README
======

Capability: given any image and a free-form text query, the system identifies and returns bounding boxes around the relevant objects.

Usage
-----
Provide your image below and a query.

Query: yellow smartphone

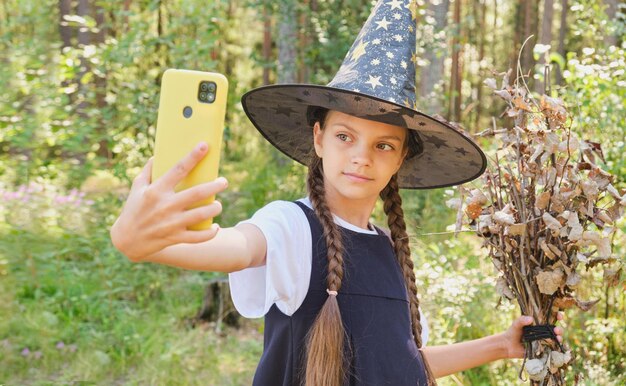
[151,69,228,230]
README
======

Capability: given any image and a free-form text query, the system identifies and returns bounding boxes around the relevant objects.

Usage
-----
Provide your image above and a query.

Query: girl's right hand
[110,142,228,262]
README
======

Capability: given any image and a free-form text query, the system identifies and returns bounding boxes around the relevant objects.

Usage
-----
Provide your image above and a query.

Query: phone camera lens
[207,93,215,102]
[200,92,207,100]
[200,83,209,91]
[208,83,216,92]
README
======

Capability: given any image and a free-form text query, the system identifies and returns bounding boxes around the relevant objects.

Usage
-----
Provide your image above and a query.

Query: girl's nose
[350,144,372,166]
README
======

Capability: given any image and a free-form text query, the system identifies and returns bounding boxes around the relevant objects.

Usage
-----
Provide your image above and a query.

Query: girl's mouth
[343,172,373,182]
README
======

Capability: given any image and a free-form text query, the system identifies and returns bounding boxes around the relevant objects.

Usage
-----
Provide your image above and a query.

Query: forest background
[0,0,624,384]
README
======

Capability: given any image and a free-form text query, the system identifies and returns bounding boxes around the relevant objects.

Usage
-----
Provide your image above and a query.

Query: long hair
[303,107,437,385]
[380,174,438,385]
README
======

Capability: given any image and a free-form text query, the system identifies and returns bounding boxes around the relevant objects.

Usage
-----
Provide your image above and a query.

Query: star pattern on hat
[376,17,391,30]
[242,0,487,190]
[366,75,382,89]
[351,39,369,62]
[455,146,469,156]
[407,176,423,185]
[387,0,403,10]
[274,106,296,117]
[328,0,418,109]
[423,133,449,148]
[408,0,418,20]
[325,92,339,103]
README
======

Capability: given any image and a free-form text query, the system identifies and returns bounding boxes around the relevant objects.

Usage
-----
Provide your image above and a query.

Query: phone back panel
[152,69,228,230]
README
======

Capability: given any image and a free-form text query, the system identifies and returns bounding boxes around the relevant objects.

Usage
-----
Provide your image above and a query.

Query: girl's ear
[313,122,324,158]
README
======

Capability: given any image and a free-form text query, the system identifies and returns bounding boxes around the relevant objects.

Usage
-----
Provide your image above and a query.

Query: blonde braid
[381,174,438,385]
[303,140,348,385]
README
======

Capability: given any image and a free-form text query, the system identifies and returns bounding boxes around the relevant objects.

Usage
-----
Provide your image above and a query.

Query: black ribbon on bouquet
[522,324,563,348]
[521,296,565,351]
[518,295,565,382]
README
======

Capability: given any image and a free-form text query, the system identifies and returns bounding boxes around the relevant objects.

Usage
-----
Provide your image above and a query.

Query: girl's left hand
[500,312,565,359]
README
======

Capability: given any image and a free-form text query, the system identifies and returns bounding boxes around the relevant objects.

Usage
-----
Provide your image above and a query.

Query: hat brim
[241,84,487,189]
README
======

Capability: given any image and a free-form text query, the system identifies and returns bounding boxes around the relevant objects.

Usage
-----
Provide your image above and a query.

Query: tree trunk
[492,0,498,69]
[534,0,554,94]
[263,5,272,85]
[192,277,241,332]
[77,0,91,47]
[58,0,73,49]
[0,0,9,31]
[474,0,487,129]
[555,0,568,85]
[418,0,450,115]
[520,0,537,75]
[603,0,619,47]
[94,3,106,43]
[521,0,533,75]
[510,0,523,80]
[510,0,539,85]
[93,4,110,163]
[448,0,462,122]
[298,0,309,83]
[224,0,235,77]
[277,0,297,84]
[122,0,131,34]
[150,0,169,72]
[58,0,74,98]
[521,0,539,80]
[75,0,92,156]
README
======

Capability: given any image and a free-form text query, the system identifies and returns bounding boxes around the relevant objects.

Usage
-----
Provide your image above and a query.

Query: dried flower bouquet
[446,70,625,385]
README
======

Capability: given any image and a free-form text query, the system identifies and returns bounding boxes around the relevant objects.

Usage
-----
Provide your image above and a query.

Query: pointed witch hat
[241,0,487,189]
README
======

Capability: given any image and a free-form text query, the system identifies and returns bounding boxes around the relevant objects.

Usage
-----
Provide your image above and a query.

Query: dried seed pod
[526,356,549,381]
[549,350,572,373]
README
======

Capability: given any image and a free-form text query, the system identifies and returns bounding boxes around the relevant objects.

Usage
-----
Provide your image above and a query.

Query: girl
[111,1,565,385]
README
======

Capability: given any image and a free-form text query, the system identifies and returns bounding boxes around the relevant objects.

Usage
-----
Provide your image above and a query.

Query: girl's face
[313,110,408,206]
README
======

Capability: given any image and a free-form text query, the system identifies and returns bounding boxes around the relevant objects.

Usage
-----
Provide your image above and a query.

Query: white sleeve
[419,307,429,346]
[228,200,312,318]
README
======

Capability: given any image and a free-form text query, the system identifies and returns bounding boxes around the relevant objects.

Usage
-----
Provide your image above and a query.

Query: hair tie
[326,289,338,296]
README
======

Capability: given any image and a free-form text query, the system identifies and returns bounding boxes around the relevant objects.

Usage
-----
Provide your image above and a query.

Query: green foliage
[1,0,625,383]
[562,45,626,180]
[415,234,626,385]
[0,222,262,384]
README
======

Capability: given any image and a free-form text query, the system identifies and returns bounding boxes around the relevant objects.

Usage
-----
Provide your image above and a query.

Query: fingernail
[525,316,533,323]
[198,142,207,151]
[217,177,228,187]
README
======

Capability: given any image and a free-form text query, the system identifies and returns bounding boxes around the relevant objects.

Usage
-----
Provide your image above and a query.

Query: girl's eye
[377,143,394,151]
[337,133,351,142]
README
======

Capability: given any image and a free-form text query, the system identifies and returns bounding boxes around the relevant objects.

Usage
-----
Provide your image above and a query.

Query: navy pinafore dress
[252,201,429,385]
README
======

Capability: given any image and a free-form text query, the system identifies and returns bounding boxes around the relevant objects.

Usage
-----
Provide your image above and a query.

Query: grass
[0,224,263,385]
[0,198,624,385]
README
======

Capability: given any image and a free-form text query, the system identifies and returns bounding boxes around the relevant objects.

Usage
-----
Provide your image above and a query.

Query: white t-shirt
[228,197,429,346]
